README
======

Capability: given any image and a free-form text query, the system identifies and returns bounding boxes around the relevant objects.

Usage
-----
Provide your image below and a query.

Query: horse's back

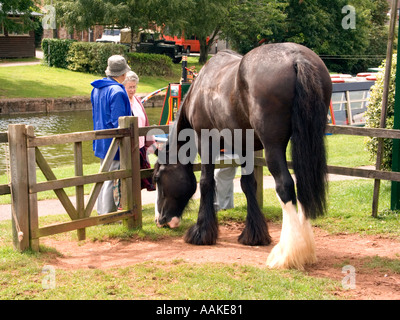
[239,43,331,103]
[183,50,244,131]
[182,43,330,141]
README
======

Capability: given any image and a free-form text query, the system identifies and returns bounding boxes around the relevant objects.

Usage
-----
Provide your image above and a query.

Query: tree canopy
[0,0,39,33]
[221,0,288,54]
[53,0,390,72]
[283,0,389,73]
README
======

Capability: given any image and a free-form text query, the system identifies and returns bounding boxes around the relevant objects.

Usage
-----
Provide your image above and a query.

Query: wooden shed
[0,12,41,59]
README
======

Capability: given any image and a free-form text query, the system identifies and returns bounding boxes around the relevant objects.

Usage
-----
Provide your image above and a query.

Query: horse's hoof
[266,241,316,270]
[238,226,272,246]
[184,224,218,245]
[238,233,272,246]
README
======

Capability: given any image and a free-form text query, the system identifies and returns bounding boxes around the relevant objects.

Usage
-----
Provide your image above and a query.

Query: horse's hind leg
[184,163,219,245]
[264,147,316,270]
[239,170,271,246]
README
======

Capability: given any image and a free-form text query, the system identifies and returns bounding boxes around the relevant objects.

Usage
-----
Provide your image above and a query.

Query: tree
[365,55,397,171]
[0,0,39,33]
[55,0,145,34]
[174,0,233,64]
[222,0,389,73]
[55,0,234,64]
[157,0,233,64]
[284,0,389,74]
[222,0,288,54]
[55,0,194,50]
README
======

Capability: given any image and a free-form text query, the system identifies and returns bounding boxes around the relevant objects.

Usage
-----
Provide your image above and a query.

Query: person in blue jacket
[91,55,132,215]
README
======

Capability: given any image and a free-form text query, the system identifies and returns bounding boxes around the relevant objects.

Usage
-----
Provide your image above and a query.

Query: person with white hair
[123,71,156,191]
[91,55,132,215]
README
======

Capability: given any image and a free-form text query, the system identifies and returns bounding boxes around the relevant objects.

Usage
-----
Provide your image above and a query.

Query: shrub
[41,40,173,78]
[365,54,397,170]
[126,52,174,77]
[42,38,75,68]
[67,42,128,75]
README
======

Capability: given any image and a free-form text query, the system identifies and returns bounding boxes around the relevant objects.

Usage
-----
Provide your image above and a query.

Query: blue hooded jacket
[91,77,131,160]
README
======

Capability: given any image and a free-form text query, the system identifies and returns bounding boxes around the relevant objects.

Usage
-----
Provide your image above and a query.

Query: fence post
[8,124,30,251]
[119,116,142,229]
[391,17,400,210]
[372,0,398,217]
[74,141,85,240]
[26,126,39,251]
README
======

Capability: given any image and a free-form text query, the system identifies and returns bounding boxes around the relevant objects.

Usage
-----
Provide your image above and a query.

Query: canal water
[0,107,163,173]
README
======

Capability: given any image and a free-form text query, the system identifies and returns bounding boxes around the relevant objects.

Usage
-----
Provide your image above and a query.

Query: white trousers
[97,159,120,215]
[214,165,237,211]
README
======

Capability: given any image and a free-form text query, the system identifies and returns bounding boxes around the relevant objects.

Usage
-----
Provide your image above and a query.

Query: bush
[67,42,128,75]
[42,38,75,68]
[41,40,173,78]
[365,54,397,170]
[126,52,174,77]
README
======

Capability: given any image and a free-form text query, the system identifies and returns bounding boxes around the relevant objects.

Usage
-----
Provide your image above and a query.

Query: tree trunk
[199,38,210,64]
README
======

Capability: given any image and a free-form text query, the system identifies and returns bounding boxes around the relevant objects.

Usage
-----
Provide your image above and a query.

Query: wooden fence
[255,125,400,212]
[4,117,161,252]
[2,118,400,252]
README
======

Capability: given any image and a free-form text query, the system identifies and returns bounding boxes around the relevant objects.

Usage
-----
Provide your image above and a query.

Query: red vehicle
[163,33,208,54]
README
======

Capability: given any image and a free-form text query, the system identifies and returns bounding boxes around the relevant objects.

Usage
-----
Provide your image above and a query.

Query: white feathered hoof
[266,199,316,270]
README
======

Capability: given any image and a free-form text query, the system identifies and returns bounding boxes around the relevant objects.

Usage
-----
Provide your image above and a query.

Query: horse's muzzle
[155,216,180,229]
[166,217,180,228]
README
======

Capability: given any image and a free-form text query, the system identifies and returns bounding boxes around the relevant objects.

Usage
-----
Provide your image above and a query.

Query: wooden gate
[6,116,159,251]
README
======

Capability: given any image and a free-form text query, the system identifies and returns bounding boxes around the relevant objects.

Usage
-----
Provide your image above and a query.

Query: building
[0,11,41,58]
[42,25,105,43]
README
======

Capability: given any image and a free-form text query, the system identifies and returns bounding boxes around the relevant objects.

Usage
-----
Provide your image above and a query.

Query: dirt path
[42,222,400,300]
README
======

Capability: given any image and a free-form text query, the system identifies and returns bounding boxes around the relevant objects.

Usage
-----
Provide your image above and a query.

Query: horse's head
[153,161,197,228]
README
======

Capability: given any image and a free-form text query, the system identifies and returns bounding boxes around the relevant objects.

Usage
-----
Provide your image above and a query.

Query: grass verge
[0,179,399,299]
[0,57,203,99]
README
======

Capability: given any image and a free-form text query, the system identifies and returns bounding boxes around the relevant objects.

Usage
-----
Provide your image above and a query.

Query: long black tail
[291,59,330,220]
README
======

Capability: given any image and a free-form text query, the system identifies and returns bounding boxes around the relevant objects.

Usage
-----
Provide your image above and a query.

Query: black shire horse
[153,43,332,269]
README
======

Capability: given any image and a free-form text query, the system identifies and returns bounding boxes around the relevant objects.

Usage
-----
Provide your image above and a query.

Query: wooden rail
[6,117,152,251]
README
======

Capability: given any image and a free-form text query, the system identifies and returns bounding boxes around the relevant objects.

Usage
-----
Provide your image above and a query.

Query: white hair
[123,71,139,84]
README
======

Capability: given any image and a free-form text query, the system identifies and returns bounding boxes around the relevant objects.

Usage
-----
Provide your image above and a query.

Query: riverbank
[0,51,172,108]
[0,93,165,115]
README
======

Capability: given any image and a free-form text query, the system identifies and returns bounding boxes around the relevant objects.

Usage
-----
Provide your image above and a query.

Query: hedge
[67,42,128,74]
[41,39,174,77]
[127,52,174,77]
[42,38,75,69]
[365,54,397,171]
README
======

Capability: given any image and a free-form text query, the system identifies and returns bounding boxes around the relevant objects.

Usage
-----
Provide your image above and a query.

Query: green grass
[0,162,101,205]
[0,200,340,300]
[325,134,373,167]
[316,179,400,235]
[363,255,400,274]
[0,65,99,98]
[1,178,400,299]
[0,57,203,99]
[0,256,337,300]
[0,57,41,63]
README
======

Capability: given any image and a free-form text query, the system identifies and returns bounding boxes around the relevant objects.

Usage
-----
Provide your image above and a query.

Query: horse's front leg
[184,162,219,245]
[239,170,271,246]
